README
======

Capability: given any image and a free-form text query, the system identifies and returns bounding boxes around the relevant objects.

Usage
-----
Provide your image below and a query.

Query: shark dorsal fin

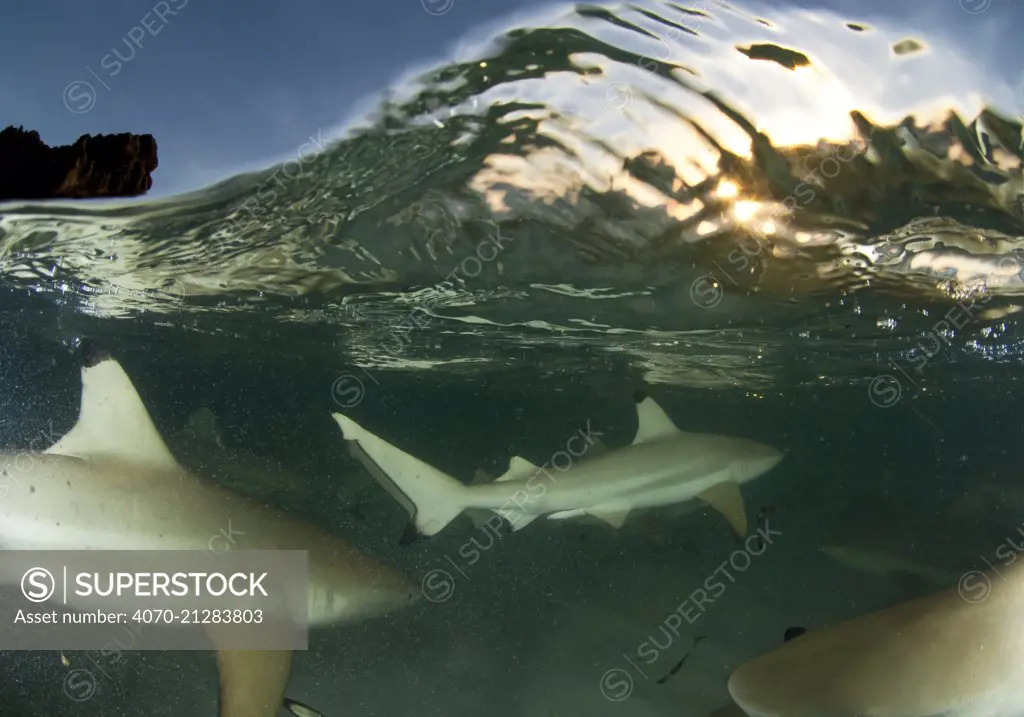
[496,456,540,482]
[46,352,179,471]
[631,392,682,445]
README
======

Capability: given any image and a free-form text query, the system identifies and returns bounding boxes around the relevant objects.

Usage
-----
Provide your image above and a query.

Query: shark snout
[734,442,785,483]
[373,569,422,612]
[760,446,785,472]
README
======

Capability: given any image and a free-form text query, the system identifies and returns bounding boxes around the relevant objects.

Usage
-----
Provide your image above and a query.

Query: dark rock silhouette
[0,126,158,202]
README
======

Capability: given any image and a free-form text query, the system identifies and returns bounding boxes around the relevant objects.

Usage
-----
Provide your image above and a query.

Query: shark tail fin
[333,413,469,537]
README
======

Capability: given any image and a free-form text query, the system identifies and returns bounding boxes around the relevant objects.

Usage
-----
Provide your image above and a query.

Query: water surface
[2,0,1023,714]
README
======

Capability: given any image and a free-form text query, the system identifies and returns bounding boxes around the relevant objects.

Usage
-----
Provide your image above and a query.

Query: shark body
[819,544,959,587]
[728,561,1024,717]
[333,392,784,538]
[0,345,418,717]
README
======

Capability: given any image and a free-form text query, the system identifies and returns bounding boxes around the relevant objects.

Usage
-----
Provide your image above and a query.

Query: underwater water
[3,0,1024,714]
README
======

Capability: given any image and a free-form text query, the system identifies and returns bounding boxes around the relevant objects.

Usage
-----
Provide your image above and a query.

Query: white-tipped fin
[333,412,469,537]
[284,698,327,717]
[698,481,747,537]
[549,505,631,528]
[547,508,587,521]
[46,356,179,470]
[632,396,682,445]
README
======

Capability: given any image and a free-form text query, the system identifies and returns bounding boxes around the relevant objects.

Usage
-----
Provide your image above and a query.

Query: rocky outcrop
[0,126,158,201]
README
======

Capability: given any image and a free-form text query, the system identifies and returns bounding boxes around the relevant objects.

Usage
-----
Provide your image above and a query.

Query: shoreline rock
[0,126,158,202]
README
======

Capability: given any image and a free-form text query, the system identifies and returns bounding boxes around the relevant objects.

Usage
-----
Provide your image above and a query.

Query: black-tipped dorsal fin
[45,352,179,470]
[631,390,682,445]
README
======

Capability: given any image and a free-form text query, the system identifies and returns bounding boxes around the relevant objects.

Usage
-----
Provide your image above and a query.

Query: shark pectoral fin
[213,647,293,717]
[631,390,682,445]
[586,506,632,528]
[547,508,586,521]
[697,481,748,537]
[45,349,180,471]
[548,506,631,528]
[284,697,327,717]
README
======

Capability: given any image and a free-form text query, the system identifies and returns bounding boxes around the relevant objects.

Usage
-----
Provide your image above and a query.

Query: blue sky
[3,0,1023,199]
[2,0,559,197]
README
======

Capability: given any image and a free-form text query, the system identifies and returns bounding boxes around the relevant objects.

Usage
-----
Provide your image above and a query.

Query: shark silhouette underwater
[333,391,784,542]
[0,342,419,717]
[723,559,1024,717]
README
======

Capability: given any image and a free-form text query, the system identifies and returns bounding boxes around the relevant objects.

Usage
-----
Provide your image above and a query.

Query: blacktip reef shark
[727,561,1024,717]
[0,343,418,717]
[819,544,959,587]
[333,390,784,540]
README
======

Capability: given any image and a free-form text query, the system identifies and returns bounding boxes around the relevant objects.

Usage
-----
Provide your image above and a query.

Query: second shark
[333,391,784,539]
